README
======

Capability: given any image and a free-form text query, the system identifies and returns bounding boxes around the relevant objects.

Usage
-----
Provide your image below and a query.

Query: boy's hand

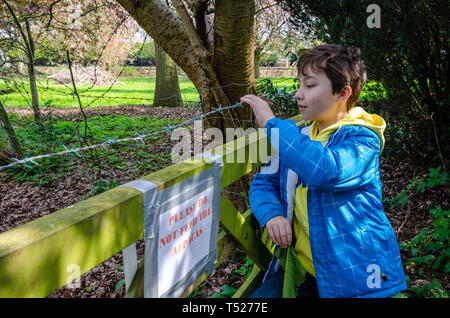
[266,216,292,248]
[240,94,275,128]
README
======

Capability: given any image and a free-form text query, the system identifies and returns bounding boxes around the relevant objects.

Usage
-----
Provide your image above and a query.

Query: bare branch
[34,0,63,43]
[255,2,278,15]
[1,0,33,59]
[116,0,202,83]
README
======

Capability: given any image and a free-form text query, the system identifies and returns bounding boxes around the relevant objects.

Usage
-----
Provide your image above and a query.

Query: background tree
[116,0,256,210]
[0,0,138,130]
[0,0,62,126]
[44,0,138,72]
[0,98,24,161]
[130,38,156,66]
[116,0,256,132]
[253,0,308,78]
[153,42,182,107]
[278,0,449,166]
[152,1,182,107]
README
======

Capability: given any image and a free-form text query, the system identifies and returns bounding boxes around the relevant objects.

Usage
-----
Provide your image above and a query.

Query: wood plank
[211,128,272,188]
[215,230,237,266]
[232,265,264,298]
[219,198,272,271]
[140,159,212,191]
[0,187,143,298]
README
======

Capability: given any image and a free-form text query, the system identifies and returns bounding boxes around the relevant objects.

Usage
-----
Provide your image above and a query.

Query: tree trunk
[254,48,262,79]
[23,16,43,127]
[0,100,25,159]
[213,0,255,130]
[27,59,43,127]
[116,0,253,130]
[116,0,256,210]
[3,1,43,127]
[153,42,182,107]
[212,0,255,211]
[17,61,26,76]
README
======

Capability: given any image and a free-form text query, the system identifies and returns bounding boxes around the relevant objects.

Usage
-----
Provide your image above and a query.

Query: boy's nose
[294,88,304,101]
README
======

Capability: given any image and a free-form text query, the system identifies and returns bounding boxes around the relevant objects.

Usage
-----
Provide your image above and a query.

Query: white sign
[157,186,214,297]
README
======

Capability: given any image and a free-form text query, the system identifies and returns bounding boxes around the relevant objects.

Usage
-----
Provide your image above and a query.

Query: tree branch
[172,0,209,60]
[171,0,238,127]
[192,0,211,52]
[34,0,62,43]
[116,0,201,81]
[1,0,33,59]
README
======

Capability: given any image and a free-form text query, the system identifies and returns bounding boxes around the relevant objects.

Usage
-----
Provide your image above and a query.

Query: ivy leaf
[115,279,125,291]
[444,263,450,274]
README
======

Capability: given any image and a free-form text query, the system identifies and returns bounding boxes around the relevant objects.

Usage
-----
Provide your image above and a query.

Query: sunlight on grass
[0,77,301,108]
[0,77,200,108]
[0,76,384,108]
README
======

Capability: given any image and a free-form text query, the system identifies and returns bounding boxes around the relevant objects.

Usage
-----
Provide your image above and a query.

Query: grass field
[0,77,299,108]
[0,112,183,185]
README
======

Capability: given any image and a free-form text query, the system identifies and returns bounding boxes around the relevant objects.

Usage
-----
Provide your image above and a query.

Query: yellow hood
[307,106,386,154]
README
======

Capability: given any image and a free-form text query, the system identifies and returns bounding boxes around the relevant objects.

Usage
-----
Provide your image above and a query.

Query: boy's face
[294,66,344,121]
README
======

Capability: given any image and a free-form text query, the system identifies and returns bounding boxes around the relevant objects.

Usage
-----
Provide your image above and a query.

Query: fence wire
[0,97,254,171]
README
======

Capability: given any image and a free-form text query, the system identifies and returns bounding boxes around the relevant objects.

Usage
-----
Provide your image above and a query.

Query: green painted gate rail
[0,115,303,298]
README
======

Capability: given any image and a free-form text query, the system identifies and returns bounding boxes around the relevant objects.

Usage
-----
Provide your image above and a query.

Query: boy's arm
[264,118,381,192]
[249,155,285,227]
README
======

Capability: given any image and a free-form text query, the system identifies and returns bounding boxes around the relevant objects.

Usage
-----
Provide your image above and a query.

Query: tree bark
[0,100,25,159]
[116,0,256,210]
[213,0,255,130]
[154,43,182,107]
[27,58,43,127]
[2,0,43,127]
[116,0,255,130]
[254,47,262,79]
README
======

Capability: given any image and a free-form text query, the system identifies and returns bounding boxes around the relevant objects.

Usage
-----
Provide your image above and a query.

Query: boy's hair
[297,44,367,110]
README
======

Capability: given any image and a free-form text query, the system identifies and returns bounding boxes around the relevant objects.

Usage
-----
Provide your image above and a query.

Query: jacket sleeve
[264,117,381,192]
[249,155,286,227]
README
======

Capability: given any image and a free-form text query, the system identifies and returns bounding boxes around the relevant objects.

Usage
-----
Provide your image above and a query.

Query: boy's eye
[298,84,315,89]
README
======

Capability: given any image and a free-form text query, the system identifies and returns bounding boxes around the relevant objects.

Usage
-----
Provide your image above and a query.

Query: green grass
[0,113,182,186]
[0,76,386,109]
[0,77,301,109]
[0,77,201,108]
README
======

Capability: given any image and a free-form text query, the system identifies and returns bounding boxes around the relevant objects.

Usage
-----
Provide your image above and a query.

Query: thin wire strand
[0,101,246,170]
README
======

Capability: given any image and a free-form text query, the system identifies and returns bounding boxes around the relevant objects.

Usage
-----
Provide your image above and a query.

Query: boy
[240,44,407,298]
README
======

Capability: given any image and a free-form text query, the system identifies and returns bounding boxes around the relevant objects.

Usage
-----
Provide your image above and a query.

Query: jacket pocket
[362,226,402,287]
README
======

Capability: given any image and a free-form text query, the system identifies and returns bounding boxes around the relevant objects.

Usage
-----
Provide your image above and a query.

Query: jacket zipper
[323,126,342,148]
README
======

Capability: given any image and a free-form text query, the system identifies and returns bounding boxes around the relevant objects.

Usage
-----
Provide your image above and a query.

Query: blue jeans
[248,271,319,298]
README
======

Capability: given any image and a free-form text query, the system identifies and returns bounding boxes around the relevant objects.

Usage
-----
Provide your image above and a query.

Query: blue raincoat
[249,111,407,298]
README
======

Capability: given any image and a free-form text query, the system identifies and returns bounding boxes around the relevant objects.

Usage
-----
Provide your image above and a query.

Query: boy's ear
[337,85,352,103]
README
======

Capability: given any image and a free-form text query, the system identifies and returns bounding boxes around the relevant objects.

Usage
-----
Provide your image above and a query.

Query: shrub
[278,0,449,163]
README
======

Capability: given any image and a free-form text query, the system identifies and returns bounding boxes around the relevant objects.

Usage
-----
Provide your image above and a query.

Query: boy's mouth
[299,104,308,111]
